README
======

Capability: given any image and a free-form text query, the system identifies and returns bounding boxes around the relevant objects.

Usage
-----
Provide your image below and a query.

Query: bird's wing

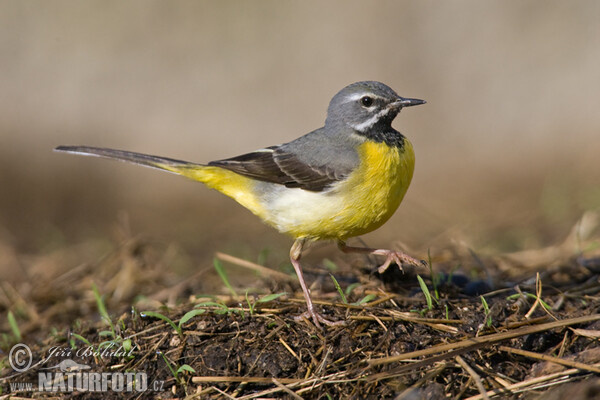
[209,143,352,192]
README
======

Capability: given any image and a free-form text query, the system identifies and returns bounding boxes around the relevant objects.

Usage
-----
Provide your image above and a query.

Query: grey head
[324,81,425,137]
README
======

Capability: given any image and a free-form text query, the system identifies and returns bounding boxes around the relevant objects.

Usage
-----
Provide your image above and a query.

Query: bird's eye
[360,96,374,107]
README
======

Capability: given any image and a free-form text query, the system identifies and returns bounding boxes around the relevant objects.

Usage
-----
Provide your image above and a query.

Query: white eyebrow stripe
[343,92,386,104]
[349,107,392,132]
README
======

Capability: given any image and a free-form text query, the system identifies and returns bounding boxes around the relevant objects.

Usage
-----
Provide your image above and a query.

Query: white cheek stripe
[350,107,392,132]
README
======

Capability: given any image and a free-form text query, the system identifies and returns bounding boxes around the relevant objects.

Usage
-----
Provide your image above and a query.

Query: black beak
[393,97,426,108]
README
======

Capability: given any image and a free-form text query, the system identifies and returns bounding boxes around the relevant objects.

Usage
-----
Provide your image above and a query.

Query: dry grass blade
[349,311,462,333]
[456,356,490,400]
[215,251,295,282]
[192,376,302,384]
[524,273,542,319]
[524,272,556,320]
[272,378,303,400]
[287,297,364,310]
[498,346,600,374]
[279,337,301,361]
[210,385,237,399]
[368,314,600,366]
[385,310,464,324]
[366,340,490,382]
[232,371,351,400]
[348,315,458,332]
[362,293,397,307]
[398,362,449,396]
[570,328,600,339]
[464,363,600,400]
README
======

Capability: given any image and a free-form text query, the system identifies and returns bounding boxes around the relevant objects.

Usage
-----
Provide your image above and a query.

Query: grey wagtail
[55,81,426,328]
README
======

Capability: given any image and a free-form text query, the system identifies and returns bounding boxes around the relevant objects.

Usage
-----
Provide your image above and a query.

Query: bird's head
[325,81,425,135]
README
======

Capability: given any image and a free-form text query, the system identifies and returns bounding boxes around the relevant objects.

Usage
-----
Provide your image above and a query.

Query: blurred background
[1,1,599,291]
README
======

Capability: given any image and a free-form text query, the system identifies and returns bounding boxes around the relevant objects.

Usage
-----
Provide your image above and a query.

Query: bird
[55,81,426,328]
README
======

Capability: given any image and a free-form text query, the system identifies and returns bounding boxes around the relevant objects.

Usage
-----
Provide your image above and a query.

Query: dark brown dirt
[2,231,600,399]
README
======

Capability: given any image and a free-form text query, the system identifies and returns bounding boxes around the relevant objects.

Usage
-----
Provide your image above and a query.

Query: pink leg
[337,241,426,274]
[290,239,344,328]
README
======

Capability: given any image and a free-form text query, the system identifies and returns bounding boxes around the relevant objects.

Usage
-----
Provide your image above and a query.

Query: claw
[294,311,345,327]
[337,241,425,274]
[374,250,425,274]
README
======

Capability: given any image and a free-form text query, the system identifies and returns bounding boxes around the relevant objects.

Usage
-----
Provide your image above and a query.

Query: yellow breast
[327,138,415,239]
[258,138,415,240]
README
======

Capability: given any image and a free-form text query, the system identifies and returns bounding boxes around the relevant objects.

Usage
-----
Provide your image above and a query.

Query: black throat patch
[357,127,406,148]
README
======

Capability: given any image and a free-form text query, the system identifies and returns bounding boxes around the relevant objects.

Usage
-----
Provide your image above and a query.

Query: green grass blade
[257,249,269,266]
[178,309,206,329]
[417,275,433,310]
[176,364,196,374]
[122,338,133,353]
[480,295,490,313]
[213,258,238,297]
[7,311,21,342]
[91,283,114,334]
[141,311,181,337]
[345,283,360,297]
[245,291,255,315]
[257,292,287,303]
[70,333,92,347]
[329,274,347,304]
[481,295,492,327]
[158,351,177,379]
[323,259,338,272]
[194,301,231,314]
[427,248,440,300]
[354,294,377,305]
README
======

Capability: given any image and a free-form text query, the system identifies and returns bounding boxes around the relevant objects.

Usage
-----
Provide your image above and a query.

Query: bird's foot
[294,309,345,328]
[337,241,427,274]
[371,249,427,274]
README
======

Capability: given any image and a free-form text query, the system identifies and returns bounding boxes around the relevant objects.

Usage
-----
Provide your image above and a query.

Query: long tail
[54,145,203,177]
[54,145,265,217]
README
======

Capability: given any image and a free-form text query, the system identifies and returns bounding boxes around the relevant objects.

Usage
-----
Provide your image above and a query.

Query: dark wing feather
[208,146,344,192]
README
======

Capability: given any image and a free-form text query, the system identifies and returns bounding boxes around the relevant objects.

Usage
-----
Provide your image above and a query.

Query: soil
[2,233,600,399]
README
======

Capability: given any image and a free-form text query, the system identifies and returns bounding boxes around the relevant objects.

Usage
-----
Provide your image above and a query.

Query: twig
[368,314,600,367]
[210,385,237,399]
[396,362,449,399]
[272,378,303,400]
[464,363,600,400]
[498,345,600,374]
[215,251,296,282]
[363,294,397,307]
[456,356,490,400]
[192,376,301,384]
[279,337,301,362]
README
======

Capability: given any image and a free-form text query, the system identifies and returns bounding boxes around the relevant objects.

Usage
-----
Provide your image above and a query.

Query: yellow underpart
[281,139,415,240]
[337,138,414,239]
[155,138,414,241]
[157,164,268,221]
